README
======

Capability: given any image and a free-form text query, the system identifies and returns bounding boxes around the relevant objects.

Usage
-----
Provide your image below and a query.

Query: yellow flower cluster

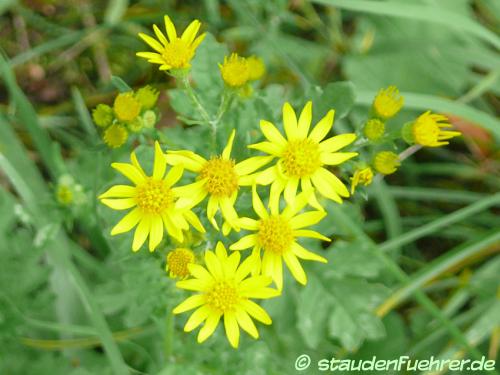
[219,53,265,88]
[99,100,358,348]
[351,86,461,194]
[92,86,159,148]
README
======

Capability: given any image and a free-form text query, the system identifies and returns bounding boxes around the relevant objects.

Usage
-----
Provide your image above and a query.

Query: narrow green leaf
[111,75,133,92]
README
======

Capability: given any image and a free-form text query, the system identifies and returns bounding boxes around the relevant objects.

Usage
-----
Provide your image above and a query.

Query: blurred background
[0,0,499,374]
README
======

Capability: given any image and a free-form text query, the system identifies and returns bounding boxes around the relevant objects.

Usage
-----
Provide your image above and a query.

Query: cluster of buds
[92,86,159,148]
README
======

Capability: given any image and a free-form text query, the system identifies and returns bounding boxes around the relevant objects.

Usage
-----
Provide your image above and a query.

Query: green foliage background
[0,0,499,374]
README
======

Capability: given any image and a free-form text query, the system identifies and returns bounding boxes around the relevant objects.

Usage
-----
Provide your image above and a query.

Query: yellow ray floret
[372,85,404,119]
[99,141,205,252]
[136,15,206,71]
[246,101,358,210]
[173,242,279,348]
[166,130,273,232]
[350,167,374,194]
[230,186,328,290]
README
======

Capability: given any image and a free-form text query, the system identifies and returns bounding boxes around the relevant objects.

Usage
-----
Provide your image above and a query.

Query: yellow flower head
[373,85,404,119]
[350,167,374,194]
[56,185,74,205]
[99,142,205,252]
[247,55,266,81]
[127,117,144,133]
[114,93,141,122]
[166,130,273,232]
[363,118,385,141]
[173,242,279,348]
[247,101,358,210]
[230,187,328,290]
[373,151,400,175]
[92,104,114,127]
[219,53,250,88]
[137,15,206,71]
[135,86,159,110]
[166,248,196,279]
[410,111,461,147]
[103,124,128,148]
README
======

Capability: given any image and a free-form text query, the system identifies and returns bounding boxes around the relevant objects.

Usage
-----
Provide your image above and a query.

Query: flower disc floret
[373,85,404,119]
[373,151,400,175]
[258,216,294,255]
[114,93,141,122]
[281,139,322,178]
[220,53,250,88]
[103,124,128,148]
[167,248,195,279]
[199,157,239,198]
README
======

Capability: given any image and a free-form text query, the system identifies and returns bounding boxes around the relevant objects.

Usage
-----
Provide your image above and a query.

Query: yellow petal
[184,306,211,332]
[132,216,150,251]
[176,278,208,292]
[136,52,162,60]
[166,152,204,172]
[222,130,236,160]
[252,185,269,219]
[297,101,312,138]
[101,198,136,210]
[260,120,286,146]
[130,151,146,177]
[291,242,328,263]
[164,165,184,187]
[235,156,274,176]
[240,300,272,325]
[255,166,277,185]
[319,133,356,153]
[181,19,201,44]
[184,210,206,233]
[111,162,145,185]
[206,196,220,230]
[224,312,240,348]
[289,211,326,229]
[235,309,259,339]
[273,255,283,291]
[152,24,168,45]
[282,102,298,140]
[235,255,258,282]
[283,178,299,205]
[162,213,184,242]
[148,215,163,251]
[173,294,205,314]
[293,229,330,242]
[138,32,164,53]
[205,250,223,279]
[230,234,258,251]
[111,207,142,235]
[320,152,358,165]
[237,217,259,230]
[197,311,221,343]
[99,185,136,199]
[164,15,177,41]
[152,141,167,179]
[269,179,284,215]
[248,141,283,156]
[315,167,349,198]
[309,109,335,143]
[283,252,307,285]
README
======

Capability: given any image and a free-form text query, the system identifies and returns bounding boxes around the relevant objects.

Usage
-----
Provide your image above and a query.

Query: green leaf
[110,75,132,93]
[310,81,356,121]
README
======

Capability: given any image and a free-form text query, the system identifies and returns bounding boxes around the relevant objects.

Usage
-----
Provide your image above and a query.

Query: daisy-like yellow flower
[103,124,128,148]
[137,15,205,72]
[248,101,358,209]
[114,93,141,122]
[173,242,279,348]
[166,130,273,232]
[373,151,400,175]
[99,142,205,252]
[407,111,461,147]
[166,248,196,279]
[350,167,374,194]
[373,85,404,119]
[230,187,328,290]
[219,53,250,88]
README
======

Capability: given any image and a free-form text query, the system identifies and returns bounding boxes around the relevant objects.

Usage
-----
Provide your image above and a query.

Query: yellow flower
[114,93,141,122]
[230,187,328,290]
[173,242,279,348]
[103,124,128,148]
[166,248,196,279]
[248,101,358,210]
[137,15,205,71]
[127,117,144,133]
[92,104,114,127]
[56,185,73,205]
[166,130,273,232]
[219,53,250,88]
[247,55,265,81]
[373,86,404,119]
[373,151,400,175]
[99,142,205,252]
[409,111,461,147]
[135,86,159,109]
[350,167,373,194]
[363,118,385,141]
